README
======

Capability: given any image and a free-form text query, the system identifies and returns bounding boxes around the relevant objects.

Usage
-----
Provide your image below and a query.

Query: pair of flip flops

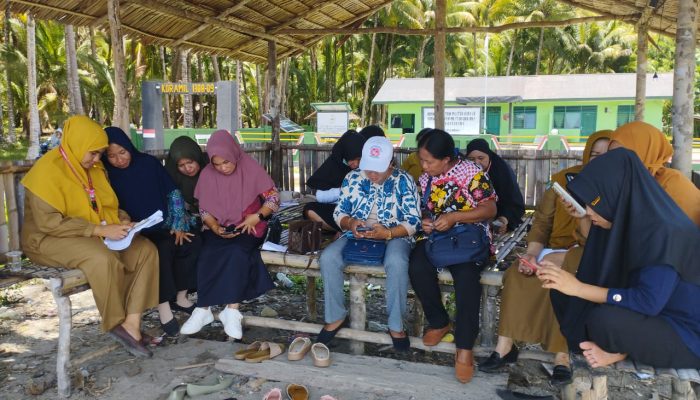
[234,341,286,363]
[263,384,338,400]
[287,337,330,367]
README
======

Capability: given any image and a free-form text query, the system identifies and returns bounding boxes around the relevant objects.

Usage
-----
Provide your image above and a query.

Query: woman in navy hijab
[539,148,700,368]
[103,127,201,337]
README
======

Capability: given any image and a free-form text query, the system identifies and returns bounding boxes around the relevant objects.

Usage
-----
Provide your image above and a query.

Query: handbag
[265,214,282,244]
[425,224,490,269]
[287,220,323,254]
[342,238,386,266]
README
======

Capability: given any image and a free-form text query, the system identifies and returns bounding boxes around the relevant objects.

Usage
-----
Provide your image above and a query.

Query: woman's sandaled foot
[317,317,347,345]
[388,330,410,352]
[580,341,626,368]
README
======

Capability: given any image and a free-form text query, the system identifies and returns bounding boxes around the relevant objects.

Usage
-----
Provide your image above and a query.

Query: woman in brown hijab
[479,130,612,385]
[609,121,700,226]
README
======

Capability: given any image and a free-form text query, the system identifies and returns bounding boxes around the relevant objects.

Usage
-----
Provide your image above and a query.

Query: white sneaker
[219,307,243,339]
[180,307,214,335]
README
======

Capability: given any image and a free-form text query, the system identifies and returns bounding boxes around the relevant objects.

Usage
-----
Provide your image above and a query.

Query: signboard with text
[317,112,349,134]
[158,82,216,95]
[422,107,481,135]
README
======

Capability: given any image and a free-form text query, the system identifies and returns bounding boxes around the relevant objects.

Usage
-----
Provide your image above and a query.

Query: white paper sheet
[261,241,287,252]
[104,210,164,251]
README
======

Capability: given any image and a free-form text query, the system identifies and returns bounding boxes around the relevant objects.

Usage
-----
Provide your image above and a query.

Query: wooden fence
[0,145,581,260]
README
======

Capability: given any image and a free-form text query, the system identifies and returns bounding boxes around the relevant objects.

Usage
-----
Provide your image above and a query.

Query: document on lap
[104,210,164,251]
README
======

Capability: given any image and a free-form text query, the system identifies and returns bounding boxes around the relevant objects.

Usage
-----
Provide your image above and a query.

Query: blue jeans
[320,236,412,332]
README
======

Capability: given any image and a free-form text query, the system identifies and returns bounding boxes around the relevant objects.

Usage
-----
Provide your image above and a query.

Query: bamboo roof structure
[8,0,698,65]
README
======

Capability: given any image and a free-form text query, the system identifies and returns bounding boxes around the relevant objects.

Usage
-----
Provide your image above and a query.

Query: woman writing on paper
[103,127,201,337]
[21,116,158,358]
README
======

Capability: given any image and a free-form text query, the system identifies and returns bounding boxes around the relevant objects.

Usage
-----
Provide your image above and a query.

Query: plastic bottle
[276,272,294,288]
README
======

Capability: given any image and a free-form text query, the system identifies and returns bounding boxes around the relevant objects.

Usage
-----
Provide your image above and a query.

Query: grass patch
[0,138,29,161]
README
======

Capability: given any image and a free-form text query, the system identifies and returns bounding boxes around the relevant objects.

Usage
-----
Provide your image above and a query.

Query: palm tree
[64,24,83,114]
[26,14,39,159]
[4,3,15,142]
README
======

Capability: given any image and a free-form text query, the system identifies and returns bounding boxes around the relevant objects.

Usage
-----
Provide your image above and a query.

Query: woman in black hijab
[538,148,700,368]
[164,136,209,221]
[466,139,524,233]
[304,130,366,231]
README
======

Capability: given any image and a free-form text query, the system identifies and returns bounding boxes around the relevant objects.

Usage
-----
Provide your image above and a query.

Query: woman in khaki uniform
[21,116,159,358]
[479,130,612,384]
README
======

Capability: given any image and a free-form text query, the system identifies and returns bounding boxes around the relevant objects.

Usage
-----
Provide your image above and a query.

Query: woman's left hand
[432,213,456,232]
[536,261,581,296]
[171,230,195,246]
[235,213,260,236]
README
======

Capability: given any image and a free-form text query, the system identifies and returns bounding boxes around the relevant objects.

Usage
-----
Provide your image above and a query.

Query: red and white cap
[359,136,393,173]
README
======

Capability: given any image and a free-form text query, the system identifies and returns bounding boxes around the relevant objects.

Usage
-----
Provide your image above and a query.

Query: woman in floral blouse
[409,129,497,384]
[317,136,422,351]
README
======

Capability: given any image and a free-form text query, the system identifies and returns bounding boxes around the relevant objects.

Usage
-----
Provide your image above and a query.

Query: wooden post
[349,274,367,355]
[411,299,425,338]
[479,284,499,347]
[108,0,130,134]
[305,276,317,321]
[670,0,698,177]
[3,173,18,250]
[268,40,282,187]
[26,13,40,160]
[634,14,649,121]
[433,0,446,130]
[50,278,72,398]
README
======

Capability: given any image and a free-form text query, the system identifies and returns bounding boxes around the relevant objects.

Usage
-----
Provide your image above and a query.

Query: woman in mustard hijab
[21,116,159,358]
[610,121,700,226]
[479,130,612,384]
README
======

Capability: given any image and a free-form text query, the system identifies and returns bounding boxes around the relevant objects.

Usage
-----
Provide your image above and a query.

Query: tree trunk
[472,32,477,71]
[108,0,130,134]
[342,42,348,101]
[670,0,697,176]
[212,55,222,82]
[416,36,430,77]
[65,24,84,115]
[89,27,101,123]
[255,64,263,127]
[236,60,242,129]
[434,0,446,130]
[160,46,171,128]
[196,54,204,126]
[361,22,378,126]
[535,27,544,75]
[634,21,649,121]
[279,59,289,117]
[180,50,193,128]
[26,14,40,160]
[268,40,281,187]
[506,30,517,77]
[5,2,15,143]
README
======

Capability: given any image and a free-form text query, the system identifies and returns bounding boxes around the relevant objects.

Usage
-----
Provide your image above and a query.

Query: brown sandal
[310,343,331,367]
[234,341,263,360]
[286,383,309,400]
[245,342,286,363]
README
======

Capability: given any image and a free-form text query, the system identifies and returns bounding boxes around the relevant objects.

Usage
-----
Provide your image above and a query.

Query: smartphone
[356,226,373,232]
[518,256,539,272]
[223,225,241,234]
[552,182,587,218]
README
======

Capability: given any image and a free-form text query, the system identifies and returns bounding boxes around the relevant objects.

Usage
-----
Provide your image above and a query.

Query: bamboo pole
[433,0,446,130]
[670,0,697,177]
[108,0,130,134]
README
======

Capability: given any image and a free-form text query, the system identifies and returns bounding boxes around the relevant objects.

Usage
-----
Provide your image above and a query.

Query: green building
[372,73,673,147]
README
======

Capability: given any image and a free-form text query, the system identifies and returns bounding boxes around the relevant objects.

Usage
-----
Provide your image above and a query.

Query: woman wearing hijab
[164,135,209,226]
[358,125,385,140]
[103,127,200,337]
[541,148,700,369]
[21,116,158,358]
[401,128,432,182]
[479,130,611,384]
[466,139,525,234]
[304,130,365,231]
[180,130,278,339]
[609,121,700,226]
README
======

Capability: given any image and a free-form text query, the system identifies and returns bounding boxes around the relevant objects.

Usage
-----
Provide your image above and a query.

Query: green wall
[383,99,667,147]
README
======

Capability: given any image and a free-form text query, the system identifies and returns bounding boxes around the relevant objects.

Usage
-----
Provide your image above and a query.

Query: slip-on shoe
[422,323,452,346]
[316,317,348,345]
[288,337,313,361]
[109,325,153,358]
[479,345,519,372]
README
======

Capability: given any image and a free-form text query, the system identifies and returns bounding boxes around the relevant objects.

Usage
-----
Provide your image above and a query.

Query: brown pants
[25,235,159,331]
[498,246,583,353]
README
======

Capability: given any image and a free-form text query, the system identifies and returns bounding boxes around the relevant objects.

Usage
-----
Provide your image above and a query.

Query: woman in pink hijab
[180,130,278,338]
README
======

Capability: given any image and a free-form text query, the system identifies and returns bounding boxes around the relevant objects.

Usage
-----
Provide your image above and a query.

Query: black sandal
[161,318,180,337]
[316,317,348,344]
[170,301,196,315]
[388,330,410,352]
[550,365,573,386]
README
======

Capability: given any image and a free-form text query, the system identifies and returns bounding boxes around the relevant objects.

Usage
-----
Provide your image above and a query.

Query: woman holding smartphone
[541,148,700,369]
[180,130,278,339]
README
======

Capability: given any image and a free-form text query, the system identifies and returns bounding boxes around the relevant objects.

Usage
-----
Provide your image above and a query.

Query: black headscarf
[359,125,385,140]
[466,138,525,230]
[553,148,700,348]
[306,130,365,191]
[164,135,209,208]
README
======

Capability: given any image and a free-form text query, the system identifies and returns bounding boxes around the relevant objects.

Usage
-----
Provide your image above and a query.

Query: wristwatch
[258,212,271,221]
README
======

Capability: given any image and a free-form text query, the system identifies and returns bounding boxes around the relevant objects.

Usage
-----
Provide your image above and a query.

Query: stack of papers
[104,210,163,251]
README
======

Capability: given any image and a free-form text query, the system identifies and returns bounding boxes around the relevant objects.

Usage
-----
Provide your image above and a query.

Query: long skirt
[196,230,274,307]
[141,229,201,303]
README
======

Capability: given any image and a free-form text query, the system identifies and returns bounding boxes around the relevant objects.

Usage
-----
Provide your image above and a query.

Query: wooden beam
[276,15,635,36]
[168,0,253,47]
[434,0,446,130]
[670,0,697,177]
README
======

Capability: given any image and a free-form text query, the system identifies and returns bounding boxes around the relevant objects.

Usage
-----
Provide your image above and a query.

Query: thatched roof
[9,0,393,63]
[7,0,698,64]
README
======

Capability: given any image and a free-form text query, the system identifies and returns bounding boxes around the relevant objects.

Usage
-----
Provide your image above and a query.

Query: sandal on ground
[316,317,348,345]
[311,343,331,368]
[161,318,180,337]
[166,384,187,400]
[234,341,264,360]
[320,396,338,400]
[286,383,309,400]
[185,375,234,397]
[263,388,283,400]
[288,337,313,361]
[245,342,286,363]
[388,330,410,352]
[550,364,573,386]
